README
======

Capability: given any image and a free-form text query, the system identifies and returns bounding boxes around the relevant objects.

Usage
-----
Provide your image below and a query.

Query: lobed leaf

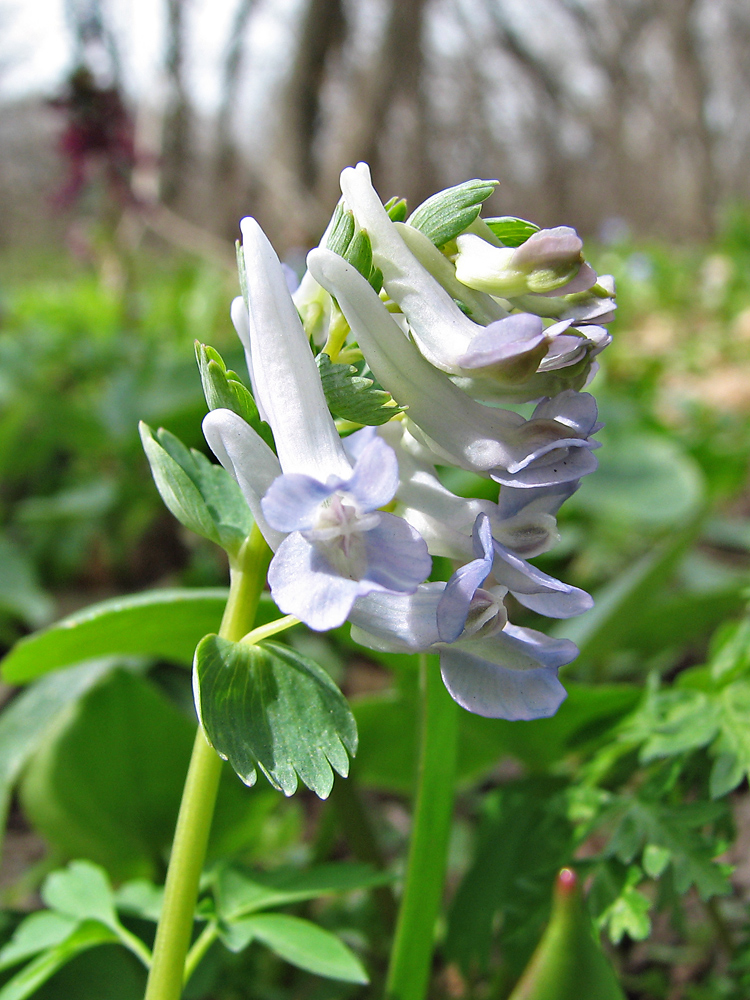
[195,342,275,449]
[194,638,357,798]
[316,353,404,426]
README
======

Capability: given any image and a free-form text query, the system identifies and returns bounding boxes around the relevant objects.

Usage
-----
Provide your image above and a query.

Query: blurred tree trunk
[161,0,192,207]
[214,0,257,237]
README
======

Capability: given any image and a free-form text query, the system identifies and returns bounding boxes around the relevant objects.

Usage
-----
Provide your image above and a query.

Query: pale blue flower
[262,434,431,631]
[349,514,575,720]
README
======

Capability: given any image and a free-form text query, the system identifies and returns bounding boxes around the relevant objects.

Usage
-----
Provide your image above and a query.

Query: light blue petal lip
[347,437,400,511]
[439,648,568,720]
[261,473,335,532]
[496,481,580,521]
[361,514,432,592]
[532,390,599,437]
[437,514,494,643]
[456,314,545,369]
[493,445,598,487]
[268,532,360,631]
[491,539,593,619]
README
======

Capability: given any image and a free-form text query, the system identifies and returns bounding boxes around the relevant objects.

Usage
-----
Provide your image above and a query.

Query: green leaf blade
[316,353,404,426]
[194,637,357,798]
[236,913,369,984]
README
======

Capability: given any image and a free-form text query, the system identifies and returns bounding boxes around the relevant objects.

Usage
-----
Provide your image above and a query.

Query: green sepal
[194,637,357,798]
[485,216,541,247]
[139,422,253,557]
[343,229,373,279]
[507,869,626,1000]
[406,178,498,247]
[316,353,404,426]
[195,342,275,450]
[384,195,408,221]
[326,202,356,257]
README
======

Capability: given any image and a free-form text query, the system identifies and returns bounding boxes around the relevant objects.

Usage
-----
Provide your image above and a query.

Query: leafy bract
[194,638,357,798]
[484,216,541,247]
[195,342,274,449]
[139,422,253,556]
[406,179,498,247]
[316,353,404,426]
[1,588,232,683]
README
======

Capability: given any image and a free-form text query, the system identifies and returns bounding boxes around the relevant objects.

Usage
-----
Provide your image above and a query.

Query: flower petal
[268,532,361,631]
[240,217,350,481]
[361,514,432,592]
[437,514,494,642]
[348,584,445,652]
[439,645,568,720]
[261,473,336,532]
[346,436,400,512]
[491,539,593,619]
[202,409,284,549]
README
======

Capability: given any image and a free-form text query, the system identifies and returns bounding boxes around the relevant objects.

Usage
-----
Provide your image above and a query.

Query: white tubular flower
[307,247,599,489]
[204,218,431,633]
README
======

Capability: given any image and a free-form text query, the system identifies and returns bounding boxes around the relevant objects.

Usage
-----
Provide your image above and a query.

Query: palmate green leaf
[316,353,404,426]
[139,422,253,556]
[194,638,357,798]
[599,869,651,945]
[195,342,275,450]
[484,216,541,247]
[224,913,368,984]
[0,659,115,856]
[710,679,750,797]
[1,588,234,683]
[0,922,118,1000]
[214,863,391,921]
[406,178,499,247]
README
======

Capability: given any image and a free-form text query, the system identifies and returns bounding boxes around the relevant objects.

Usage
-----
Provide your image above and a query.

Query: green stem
[183,921,220,985]
[385,653,459,1000]
[144,526,271,1000]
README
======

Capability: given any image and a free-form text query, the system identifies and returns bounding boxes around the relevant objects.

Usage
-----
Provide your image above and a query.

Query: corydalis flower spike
[238,217,350,482]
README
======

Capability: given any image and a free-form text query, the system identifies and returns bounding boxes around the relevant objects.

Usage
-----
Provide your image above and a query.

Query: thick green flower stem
[385,653,459,1000]
[144,526,271,1000]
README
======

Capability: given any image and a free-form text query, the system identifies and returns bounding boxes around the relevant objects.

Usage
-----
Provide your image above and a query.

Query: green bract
[139,422,254,557]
